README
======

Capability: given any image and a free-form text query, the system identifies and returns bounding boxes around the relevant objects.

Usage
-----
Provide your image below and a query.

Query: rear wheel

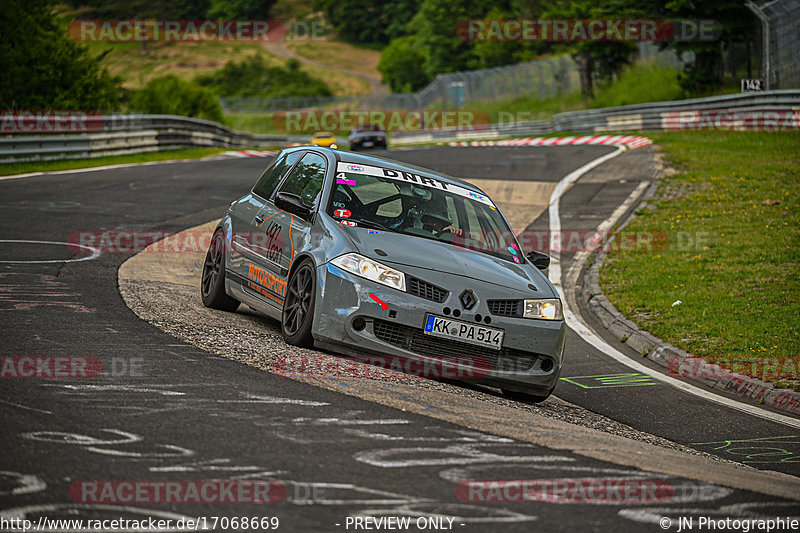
[201,229,240,311]
[502,388,552,404]
[282,259,316,347]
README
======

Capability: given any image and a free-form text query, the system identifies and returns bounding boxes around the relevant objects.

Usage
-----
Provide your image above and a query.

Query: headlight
[331,253,406,291]
[524,299,563,320]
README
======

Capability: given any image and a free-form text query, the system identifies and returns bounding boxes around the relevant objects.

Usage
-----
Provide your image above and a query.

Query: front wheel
[201,229,240,311]
[281,259,316,347]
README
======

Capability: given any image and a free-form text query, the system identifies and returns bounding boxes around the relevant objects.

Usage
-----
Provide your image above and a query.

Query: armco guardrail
[3,91,798,162]
[0,114,308,163]
[391,90,800,145]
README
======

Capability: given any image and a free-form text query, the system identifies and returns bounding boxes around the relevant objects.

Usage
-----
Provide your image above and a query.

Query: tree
[543,0,636,98]
[411,0,487,77]
[610,0,757,96]
[662,0,754,95]
[312,0,421,44]
[378,36,429,92]
[468,7,531,69]
[206,0,277,19]
[0,0,121,110]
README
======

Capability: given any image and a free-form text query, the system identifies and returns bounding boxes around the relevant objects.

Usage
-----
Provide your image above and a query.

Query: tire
[282,259,316,347]
[201,229,240,312]
[502,388,552,404]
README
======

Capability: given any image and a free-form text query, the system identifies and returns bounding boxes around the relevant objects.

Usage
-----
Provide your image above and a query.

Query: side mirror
[274,192,312,219]
[526,251,550,270]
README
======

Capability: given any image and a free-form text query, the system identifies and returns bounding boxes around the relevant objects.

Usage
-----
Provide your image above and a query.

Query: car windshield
[328,162,524,263]
[354,125,380,132]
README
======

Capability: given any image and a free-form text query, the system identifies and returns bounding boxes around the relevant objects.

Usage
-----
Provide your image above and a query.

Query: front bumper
[312,263,566,395]
[349,137,386,149]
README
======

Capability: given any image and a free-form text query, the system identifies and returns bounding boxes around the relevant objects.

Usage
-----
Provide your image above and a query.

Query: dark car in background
[348,125,387,151]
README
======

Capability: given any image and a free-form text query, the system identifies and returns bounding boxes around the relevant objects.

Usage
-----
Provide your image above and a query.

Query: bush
[196,55,332,98]
[130,76,223,122]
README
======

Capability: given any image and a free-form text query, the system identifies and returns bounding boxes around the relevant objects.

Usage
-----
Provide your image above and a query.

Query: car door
[245,151,327,309]
[228,150,305,281]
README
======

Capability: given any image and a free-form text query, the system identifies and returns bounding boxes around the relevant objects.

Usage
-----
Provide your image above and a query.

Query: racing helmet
[420,196,452,231]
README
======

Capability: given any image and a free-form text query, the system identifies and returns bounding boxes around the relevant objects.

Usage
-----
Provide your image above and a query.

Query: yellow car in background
[310,131,337,148]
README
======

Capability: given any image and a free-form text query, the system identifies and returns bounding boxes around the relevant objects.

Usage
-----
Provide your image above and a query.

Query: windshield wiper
[348,219,394,232]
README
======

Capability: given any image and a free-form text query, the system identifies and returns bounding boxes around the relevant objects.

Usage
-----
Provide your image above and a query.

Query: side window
[252,151,303,200]
[278,153,327,207]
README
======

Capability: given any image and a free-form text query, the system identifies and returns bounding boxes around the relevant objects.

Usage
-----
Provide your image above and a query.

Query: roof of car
[330,149,483,193]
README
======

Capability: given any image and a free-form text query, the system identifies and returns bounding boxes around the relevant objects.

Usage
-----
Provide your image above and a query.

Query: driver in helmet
[420,199,463,237]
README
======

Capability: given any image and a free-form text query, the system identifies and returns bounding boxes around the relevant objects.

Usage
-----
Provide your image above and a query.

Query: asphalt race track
[1,147,799,532]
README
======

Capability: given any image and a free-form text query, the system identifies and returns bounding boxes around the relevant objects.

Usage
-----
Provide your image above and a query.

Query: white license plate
[362,141,374,147]
[424,314,504,350]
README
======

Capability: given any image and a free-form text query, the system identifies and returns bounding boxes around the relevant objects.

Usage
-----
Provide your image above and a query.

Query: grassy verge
[600,131,800,389]
[83,40,278,90]
[0,147,232,176]
[286,40,383,80]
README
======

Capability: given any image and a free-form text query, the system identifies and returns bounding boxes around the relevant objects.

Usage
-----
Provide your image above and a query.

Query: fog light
[352,317,366,331]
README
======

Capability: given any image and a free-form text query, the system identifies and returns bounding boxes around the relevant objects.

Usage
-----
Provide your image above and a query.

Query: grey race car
[201,147,565,401]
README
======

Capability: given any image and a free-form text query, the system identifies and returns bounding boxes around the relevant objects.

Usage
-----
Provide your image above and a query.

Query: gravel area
[119,276,742,465]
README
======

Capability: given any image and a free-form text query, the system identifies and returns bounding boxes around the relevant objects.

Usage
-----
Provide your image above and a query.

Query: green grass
[0,147,231,176]
[590,62,681,109]
[453,60,680,123]
[600,131,800,387]
[286,40,382,80]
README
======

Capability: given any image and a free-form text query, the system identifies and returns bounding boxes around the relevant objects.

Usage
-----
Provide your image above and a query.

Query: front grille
[373,319,538,372]
[488,299,523,317]
[408,277,449,303]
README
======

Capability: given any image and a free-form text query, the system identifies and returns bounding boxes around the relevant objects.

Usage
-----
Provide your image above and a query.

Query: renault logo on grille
[460,290,477,310]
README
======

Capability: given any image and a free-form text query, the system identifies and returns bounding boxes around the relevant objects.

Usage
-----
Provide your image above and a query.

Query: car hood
[343,227,554,296]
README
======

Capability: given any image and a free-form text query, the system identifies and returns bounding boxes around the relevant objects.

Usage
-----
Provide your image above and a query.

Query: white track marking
[284,482,431,506]
[86,444,194,458]
[56,384,185,396]
[0,240,100,264]
[216,393,328,406]
[0,399,52,415]
[291,417,408,425]
[22,429,141,446]
[355,444,572,468]
[0,471,46,496]
[548,147,800,430]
